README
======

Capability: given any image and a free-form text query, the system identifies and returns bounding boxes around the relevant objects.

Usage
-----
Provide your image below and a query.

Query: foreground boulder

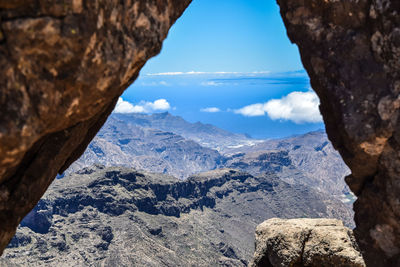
[251,218,365,267]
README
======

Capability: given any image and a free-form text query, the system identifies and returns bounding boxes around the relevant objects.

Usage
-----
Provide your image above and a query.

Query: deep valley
[1,113,355,266]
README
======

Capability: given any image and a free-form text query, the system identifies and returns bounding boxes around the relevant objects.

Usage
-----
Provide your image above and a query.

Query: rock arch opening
[0,1,399,266]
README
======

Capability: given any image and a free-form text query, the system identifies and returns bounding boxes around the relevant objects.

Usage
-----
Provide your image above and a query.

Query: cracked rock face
[0,0,191,253]
[250,218,365,267]
[277,0,400,265]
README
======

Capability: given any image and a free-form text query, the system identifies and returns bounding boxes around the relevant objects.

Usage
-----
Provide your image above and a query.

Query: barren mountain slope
[3,166,353,266]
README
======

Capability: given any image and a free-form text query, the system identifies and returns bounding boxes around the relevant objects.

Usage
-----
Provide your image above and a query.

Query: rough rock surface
[0,0,191,253]
[3,167,352,266]
[277,0,400,265]
[251,218,365,267]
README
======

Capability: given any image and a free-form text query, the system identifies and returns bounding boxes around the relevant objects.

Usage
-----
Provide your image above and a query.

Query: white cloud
[146,71,271,76]
[114,97,136,113]
[114,98,171,114]
[234,103,266,117]
[200,107,221,113]
[201,81,222,86]
[234,90,323,124]
[146,72,185,76]
[149,99,171,111]
[139,81,169,86]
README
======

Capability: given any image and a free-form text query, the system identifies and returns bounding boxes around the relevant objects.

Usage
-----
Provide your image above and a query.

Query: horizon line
[145,70,306,76]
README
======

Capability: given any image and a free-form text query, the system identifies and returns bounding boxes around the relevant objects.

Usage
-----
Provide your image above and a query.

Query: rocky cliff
[65,115,355,224]
[277,0,400,265]
[3,166,353,266]
[224,130,352,198]
[70,114,351,199]
[0,0,191,252]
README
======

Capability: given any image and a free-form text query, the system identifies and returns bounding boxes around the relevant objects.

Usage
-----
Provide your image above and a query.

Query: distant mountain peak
[112,112,253,151]
[151,111,171,118]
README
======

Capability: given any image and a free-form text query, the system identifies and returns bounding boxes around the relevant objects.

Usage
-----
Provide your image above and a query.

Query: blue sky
[117,0,325,139]
[141,0,303,73]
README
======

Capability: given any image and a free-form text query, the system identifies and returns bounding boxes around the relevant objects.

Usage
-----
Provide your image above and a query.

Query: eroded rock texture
[4,167,352,266]
[277,0,400,266]
[0,0,191,253]
[250,218,365,267]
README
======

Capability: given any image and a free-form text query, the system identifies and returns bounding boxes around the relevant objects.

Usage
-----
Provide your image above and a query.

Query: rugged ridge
[67,115,223,179]
[113,112,254,150]
[71,115,353,203]
[64,115,355,225]
[223,130,352,198]
[3,166,353,266]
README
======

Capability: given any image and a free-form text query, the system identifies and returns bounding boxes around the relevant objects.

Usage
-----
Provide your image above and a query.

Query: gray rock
[223,130,352,199]
[113,112,253,151]
[250,218,365,267]
[3,167,353,266]
[67,115,223,179]
[67,115,355,227]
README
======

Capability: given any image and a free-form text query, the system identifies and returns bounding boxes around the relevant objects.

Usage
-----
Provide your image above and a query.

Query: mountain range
[68,113,352,200]
[112,112,255,151]
[66,115,222,179]
[1,112,355,266]
[3,166,353,266]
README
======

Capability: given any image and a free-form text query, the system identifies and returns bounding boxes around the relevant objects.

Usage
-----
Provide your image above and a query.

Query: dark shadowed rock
[251,218,365,267]
[277,0,400,265]
[0,0,191,252]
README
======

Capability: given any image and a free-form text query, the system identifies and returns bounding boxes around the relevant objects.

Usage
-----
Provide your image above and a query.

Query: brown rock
[277,0,400,265]
[250,218,365,267]
[0,0,191,253]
